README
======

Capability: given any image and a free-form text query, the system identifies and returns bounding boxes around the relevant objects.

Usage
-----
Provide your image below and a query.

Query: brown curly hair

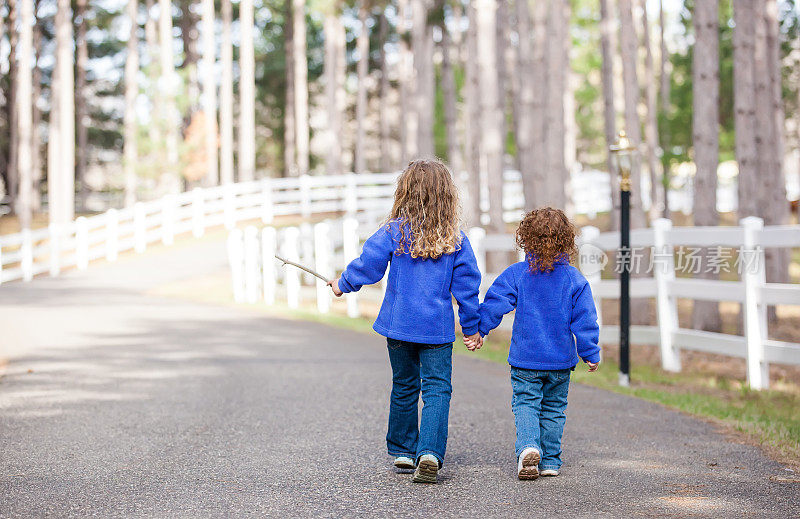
[387,159,462,259]
[515,207,577,273]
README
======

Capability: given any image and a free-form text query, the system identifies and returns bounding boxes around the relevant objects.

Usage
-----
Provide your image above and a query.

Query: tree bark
[124,0,140,207]
[691,0,721,332]
[600,0,619,229]
[323,8,343,175]
[293,0,309,176]
[438,1,462,178]
[179,0,199,110]
[16,0,34,229]
[31,1,43,213]
[412,0,434,158]
[6,2,19,210]
[513,0,535,210]
[219,0,234,184]
[641,0,663,220]
[334,12,347,170]
[354,2,370,174]
[495,0,508,158]
[733,0,758,219]
[398,0,416,161]
[463,0,482,225]
[284,0,296,176]
[53,0,75,223]
[543,0,568,208]
[658,0,670,217]
[199,0,218,186]
[378,10,391,172]
[75,0,89,209]
[238,0,255,181]
[529,0,548,209]
[145,0,163,169]
[159,0,181,192]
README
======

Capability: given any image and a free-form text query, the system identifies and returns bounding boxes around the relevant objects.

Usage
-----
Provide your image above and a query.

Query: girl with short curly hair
[476,207,601,480]
[328,159,482,483]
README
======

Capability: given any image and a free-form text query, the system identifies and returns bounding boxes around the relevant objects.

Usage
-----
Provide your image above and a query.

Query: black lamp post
[610,130,635,388]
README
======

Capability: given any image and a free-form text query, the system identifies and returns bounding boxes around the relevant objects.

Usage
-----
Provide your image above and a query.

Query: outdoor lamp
[610,130,635,192]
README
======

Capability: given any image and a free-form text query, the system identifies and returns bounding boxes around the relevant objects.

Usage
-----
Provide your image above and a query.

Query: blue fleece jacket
[337,220,481,344]
[479,259,601,370]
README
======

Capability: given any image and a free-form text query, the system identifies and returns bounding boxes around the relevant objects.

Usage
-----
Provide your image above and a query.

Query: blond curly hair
[387,159,462,259]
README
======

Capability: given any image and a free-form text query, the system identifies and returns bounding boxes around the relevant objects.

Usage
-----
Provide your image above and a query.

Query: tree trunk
[124,0,140,207]
[179,0,199,110]
[529,0,548,209]
[658,0,670,218]
[495,0,508,157]
[641,1,663,220]
[159,0,181,192]
[293,0,309,176]
[354,2,369,174]
[284,0,296,176]
[463,0,482,225]
[238,0,255,181]
[378,11,391,172]
[617,0,647,229]
[53,0,75,223]
[323,9,343,175]
[31,2,43,213]
[733,0,758,219]
[439,1,462,178]
[691,0,721,332]
[398,0,416,161]
[600,0,619,229]
[476,0,504,243]
[75,0,89,209]
[513,0,535,210]
[200,0,218,186]
[145,0,163,169]
[16,0,34,229]
[543,0,568,208]
[219,0,234,184]
[6,2,19,211]
[0,6,6,200]
[412,0,434,158]
[334,12,347,171]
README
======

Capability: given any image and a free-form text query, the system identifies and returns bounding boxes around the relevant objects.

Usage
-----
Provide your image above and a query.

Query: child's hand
[327,277,343,297]
[586,360,600,372]
[464,332,483,351]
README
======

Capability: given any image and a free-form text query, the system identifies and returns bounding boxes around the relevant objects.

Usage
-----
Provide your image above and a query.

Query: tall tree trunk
[495,0,508,158]
[733,0,758,219]
[476,0,504,245]
[438,1,462,178]
[16,0,34,229]
[617,0,647,229]
[53,0,75,223]
[529,0,548,209]
[463,0,482,225]
[124,0,140,207]
[145,0,163,169]
[640,0,663,220]
[658,0,670,218]
[200,0,218,186]
[513,0,535,210]
[354,2,369,174]
[219,0,234,184]
[159,0,181,192]
[398,0,416,161]
[6,2,19,211]
[179,0,200,110]
[31,1,43,213]
[238,0,255,181]
[284,0,296,176]
[0,6,5,198]
[323,8,343,175]
[75,0,89,209]
[293,0,309,176]
[543,0,568,208]
[412,0,434,158]
[378,10,391,172]
[334,12,347,171]
[691,0,721,332]
[600,0,619,229]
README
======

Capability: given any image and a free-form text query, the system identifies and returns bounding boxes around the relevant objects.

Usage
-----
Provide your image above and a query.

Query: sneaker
[517,447,541,480]
[394,456,416,470]
[412,454,439,483]
[540,468,559,477]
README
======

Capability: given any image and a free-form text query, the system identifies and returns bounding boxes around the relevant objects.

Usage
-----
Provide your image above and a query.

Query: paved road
[1,238,798,518]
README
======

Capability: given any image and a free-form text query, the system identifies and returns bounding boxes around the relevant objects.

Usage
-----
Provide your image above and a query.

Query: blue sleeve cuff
[338,274,356,294]
[461,325,479,336]
[581,351,601,364]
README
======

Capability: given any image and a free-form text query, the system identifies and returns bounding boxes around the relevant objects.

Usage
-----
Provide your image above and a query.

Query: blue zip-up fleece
[337,220,481,344]
[479,260,601,370]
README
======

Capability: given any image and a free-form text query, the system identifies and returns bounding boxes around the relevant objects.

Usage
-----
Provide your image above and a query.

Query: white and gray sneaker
[517,447,541,480]
[412,454,439,483]
[394,456,416,470]
[539,468,559,477]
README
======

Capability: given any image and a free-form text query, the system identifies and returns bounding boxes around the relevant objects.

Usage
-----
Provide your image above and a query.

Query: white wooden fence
[229,216,800,390]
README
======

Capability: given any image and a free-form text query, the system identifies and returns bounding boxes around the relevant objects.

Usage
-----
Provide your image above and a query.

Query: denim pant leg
[539,370,571,470]
[386,339,421,458]
[416,343,453,466]
[510,368,545,459]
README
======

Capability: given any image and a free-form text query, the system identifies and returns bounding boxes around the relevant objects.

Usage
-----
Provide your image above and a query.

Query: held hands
[464,332,483,351]
[586,360,600,372]
[327,276,343,297]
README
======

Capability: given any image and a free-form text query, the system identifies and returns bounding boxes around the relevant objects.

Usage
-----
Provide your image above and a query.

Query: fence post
[314,222,332,314]
[106,208,119,262]
[227,228,245,303]
[134,202,146,253]
[49,223,61,277]
[345,173,358,217]
[300,174,313,218]
[224,183,235,230]
[261,177,274,224]
[192,187,205,238]
[283,227,301,308]
[653,218,680,372]
[261,226,277,304]
[742,216,768,389]
[342,217,360,318]
[162,194,175,245]
[244,225,260,303]
[76,216,89,270]
[21,228,33,282]
[468,227,487,277]
[578,226,603,336]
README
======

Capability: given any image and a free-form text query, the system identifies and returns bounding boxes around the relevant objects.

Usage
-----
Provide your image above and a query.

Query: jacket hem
[508,356,579,371]
[373,323,455,345]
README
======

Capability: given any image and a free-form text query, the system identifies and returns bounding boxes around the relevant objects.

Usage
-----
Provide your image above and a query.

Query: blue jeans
[385,338,453,467]
[510,367,571,471]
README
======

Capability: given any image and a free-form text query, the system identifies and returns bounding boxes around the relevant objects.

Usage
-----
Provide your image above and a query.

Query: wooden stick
[274,254,332,283]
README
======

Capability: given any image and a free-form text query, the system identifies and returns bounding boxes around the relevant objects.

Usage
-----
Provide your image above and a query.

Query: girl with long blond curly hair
[328,159,482,483]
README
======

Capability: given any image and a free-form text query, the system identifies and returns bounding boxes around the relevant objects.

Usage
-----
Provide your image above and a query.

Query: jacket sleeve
[450,234,482,336]
[570,272,601,364]
[338,226,394,294]
[478,266,518,336]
